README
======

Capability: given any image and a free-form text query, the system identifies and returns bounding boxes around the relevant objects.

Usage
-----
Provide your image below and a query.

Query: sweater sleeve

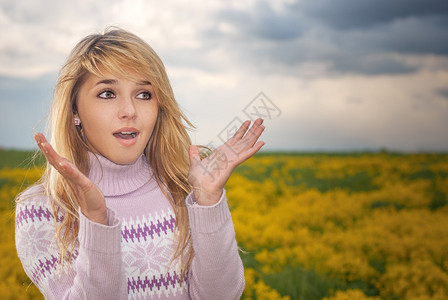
[15,187,127,300]
[186,189,245,299]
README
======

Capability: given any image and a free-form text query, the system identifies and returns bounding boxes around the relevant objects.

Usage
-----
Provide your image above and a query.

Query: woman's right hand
[35,133,108,225]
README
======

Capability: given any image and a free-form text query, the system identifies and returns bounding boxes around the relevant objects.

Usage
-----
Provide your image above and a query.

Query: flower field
[0,151,44,299]
[229,152,448,299]
[1,150,447,299]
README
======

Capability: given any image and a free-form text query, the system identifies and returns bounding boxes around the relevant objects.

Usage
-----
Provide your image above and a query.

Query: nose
[118,97,136,120]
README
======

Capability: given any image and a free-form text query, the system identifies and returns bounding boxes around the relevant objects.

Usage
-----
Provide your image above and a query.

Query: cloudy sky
[1,0,447,152]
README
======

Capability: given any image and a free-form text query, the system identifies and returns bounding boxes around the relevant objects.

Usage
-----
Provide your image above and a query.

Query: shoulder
[15,184,61,293]
[15,183,57,252]
[17,183,47,204]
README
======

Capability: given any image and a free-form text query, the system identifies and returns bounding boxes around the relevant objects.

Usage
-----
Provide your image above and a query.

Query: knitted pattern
[15,153,244,299]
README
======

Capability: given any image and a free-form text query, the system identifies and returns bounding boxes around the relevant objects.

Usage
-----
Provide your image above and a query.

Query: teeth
[115,131,138,138]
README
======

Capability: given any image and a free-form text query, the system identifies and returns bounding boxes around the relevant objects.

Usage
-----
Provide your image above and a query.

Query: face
[76,71,158,165]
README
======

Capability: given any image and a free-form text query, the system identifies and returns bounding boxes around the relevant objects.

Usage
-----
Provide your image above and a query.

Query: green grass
[263,265,345,300]
[0,149,44,169]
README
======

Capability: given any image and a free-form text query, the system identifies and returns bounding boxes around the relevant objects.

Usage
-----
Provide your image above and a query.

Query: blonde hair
[22,27,194,277]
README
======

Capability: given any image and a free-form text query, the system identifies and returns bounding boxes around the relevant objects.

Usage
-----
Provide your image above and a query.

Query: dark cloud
[438,88,448,99]
[296,0,448,30]
[328,54,418,75]
[205,0,448,76]
[212,1,304,41]
[243,1,303,41]
[359,15,448,55]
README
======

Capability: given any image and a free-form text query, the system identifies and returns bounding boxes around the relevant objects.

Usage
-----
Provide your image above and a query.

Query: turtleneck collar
[88,152,154,197]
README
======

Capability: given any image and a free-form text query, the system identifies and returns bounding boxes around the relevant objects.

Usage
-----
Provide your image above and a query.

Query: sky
[0,0,447,152]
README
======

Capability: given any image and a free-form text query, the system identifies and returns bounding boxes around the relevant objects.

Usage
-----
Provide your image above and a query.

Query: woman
[15,27,265,299]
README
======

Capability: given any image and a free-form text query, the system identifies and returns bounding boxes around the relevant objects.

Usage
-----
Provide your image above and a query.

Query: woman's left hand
[188,118,265,206]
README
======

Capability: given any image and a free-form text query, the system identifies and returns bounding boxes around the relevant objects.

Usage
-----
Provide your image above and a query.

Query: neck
[88,152,154,197]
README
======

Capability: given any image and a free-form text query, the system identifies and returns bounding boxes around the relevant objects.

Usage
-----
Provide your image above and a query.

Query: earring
[74,116,85,142]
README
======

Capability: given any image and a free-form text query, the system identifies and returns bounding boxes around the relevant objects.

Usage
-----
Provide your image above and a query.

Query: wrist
[82,208,108,225]
[193,188,223,206]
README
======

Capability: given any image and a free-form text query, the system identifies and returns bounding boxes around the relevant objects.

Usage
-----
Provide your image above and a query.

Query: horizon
[1,0,447,152]
[1,147,447,155]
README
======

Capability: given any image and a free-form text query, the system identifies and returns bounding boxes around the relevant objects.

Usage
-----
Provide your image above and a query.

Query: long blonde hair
[23,27,194,276]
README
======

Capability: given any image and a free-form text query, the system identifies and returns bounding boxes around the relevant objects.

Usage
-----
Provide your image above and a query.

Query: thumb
[189,145,201,167]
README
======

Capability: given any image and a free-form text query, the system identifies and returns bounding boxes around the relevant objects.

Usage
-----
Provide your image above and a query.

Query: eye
[98,90,115,99]
[136,91,152,100]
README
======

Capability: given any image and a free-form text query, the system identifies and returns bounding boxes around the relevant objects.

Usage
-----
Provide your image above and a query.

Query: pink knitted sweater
[15,152,245,299]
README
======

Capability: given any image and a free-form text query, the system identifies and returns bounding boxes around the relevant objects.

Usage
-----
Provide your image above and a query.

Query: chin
[87,140,146,165]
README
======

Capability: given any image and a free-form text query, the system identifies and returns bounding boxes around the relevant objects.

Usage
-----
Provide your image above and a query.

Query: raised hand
[188,118,265,206]
[35,133,108,225]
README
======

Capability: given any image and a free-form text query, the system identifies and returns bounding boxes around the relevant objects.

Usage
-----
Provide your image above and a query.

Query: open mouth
[113,131,139,139]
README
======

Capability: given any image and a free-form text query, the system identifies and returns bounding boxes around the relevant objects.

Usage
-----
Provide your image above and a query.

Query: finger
[188,145,203,189]
[227,120,251,145]
[35,133,48,154]
[236,140,265,165]
[246,118,264,137]
[35,134,64,169]
[241,121,265,148]
[35,133,86,184]
[35,133,57,164]
[189,145,201,167]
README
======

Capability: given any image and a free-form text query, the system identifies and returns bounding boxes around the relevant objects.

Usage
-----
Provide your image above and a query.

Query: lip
[113,127,140,147]
[113,127,140,134]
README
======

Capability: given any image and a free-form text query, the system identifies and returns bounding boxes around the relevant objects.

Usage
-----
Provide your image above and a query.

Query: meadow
[1,150,447,299]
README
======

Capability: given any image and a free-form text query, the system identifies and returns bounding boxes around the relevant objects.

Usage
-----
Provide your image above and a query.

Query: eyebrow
[137,80,152,86]
[95,79,118,86]
[94,79,152,86]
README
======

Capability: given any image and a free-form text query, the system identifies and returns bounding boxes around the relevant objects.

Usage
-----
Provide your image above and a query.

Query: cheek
[146,111,159,133]
[140,102,158,128]
[81,110,111,137]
